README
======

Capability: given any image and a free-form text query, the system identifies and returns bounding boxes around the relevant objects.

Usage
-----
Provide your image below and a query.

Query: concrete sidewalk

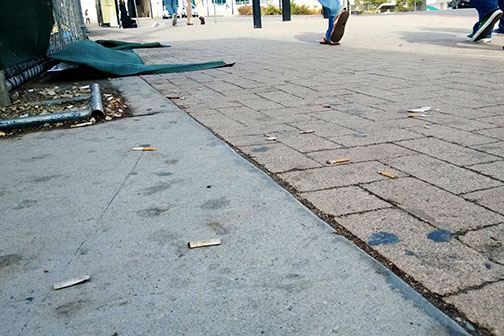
[88,11,503,334]
[0,77,468,335]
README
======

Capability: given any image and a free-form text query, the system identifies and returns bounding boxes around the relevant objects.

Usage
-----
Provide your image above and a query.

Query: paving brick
[398,138,499,166]
[362,178,504,232]
[476,127,504,141]
[308,143,416,164]
[279,162,405,192]
[240,97,285,111]
[338,208,504,295]
[445,281,504,335]
[459,224,504,263]
[408,124,496,147]
[301,186,392,216]
[330,129,425,147]
[384,154,502,194]
[478,115,504,126]
[276,132,341,153]
[286,119,356,138]
[217,106,273,126]
[463,186,504,215]
[257,90,305,107]
[467,160,504,182]
[471,141,504,158]
[241,143,322,173]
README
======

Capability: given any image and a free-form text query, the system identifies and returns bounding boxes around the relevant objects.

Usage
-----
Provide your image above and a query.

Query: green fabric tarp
[49,40,232,76]
[0,0,54,69]
[95,40,168,50]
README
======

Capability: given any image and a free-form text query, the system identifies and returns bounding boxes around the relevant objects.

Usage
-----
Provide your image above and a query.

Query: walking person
[318,0,349,45]
[165,0,178,26]
[85,9,91,24]
[466,0,503,42]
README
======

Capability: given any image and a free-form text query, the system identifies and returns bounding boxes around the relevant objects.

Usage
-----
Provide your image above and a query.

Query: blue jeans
[325,7,342,40]
[471,0,499,34]
[498,0,504,31]
[165,0,178,15]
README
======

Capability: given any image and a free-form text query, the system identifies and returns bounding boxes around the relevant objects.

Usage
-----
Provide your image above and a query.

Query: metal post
[213,0,217,23]
[0,70,11,107]
[131,0,140,27]
[252,0,261,28]
[281,0,290,21]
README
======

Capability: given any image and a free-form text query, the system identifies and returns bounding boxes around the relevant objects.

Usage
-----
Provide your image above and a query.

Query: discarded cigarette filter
[266,137,277,141]
[132,147,155,151]
[53,275,90,290]
[379,172,397,179]
[300,130,314,134]
[188,238,221,249]
[326,158,350,164]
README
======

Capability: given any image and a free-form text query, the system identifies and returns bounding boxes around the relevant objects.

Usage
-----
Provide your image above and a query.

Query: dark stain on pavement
[164,159,179,165]
[353,133,368,138]
[137,206,171,218]
[30,175,63,183]
[201,197,230,210]
[427,229,452,243]
[405,249,416,256]
[0,254,22,269]
[55,300,85,317]
[25,153,51,161]
[156,171,173,177]
[207,221,229,235]
[149,229,180,245]
[251,146,269,153]
[368,232,399,246]
[143,180,183,196]
[12,199,37,210]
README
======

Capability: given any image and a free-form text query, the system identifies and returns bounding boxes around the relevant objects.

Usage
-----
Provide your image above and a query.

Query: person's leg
[468,0,502,40]
[497,0,504,32]
[170,0,177,25]
[186,0,193,24]
[325,13,336,40]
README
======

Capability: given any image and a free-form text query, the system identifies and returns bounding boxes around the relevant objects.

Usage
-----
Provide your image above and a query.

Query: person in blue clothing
[494,0,504,33]
[164,0,179,26]
[317,0,349,45]
[466,0,503,42]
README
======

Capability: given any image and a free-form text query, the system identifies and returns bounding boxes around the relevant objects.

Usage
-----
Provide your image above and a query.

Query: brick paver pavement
[91,12,504,334]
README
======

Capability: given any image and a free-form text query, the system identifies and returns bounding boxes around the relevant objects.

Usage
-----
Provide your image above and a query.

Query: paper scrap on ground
[188,239,221,249]
[53,275,90,290]
[408,106,431,113]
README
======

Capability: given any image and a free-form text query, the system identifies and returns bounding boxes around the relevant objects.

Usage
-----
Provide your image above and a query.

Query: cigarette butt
[300,130,314,134]
[408,114,420,118]
[188,238,221,249]
[266,137,277,141]
[132,147,155,151]
[379,171,397,179]
[326,158,350,164]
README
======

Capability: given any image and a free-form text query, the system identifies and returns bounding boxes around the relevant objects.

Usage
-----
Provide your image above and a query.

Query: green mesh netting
[0,0,54,69]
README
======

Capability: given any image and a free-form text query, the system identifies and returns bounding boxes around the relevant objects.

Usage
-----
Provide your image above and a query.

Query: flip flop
[330,9,349,43]
[320,38,340,45]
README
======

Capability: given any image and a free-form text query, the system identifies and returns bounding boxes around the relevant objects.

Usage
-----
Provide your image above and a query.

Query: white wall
[80,0,99,23]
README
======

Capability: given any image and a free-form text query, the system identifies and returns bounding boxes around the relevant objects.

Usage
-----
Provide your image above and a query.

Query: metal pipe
[0,83,104,131]
[0,70,11,107]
